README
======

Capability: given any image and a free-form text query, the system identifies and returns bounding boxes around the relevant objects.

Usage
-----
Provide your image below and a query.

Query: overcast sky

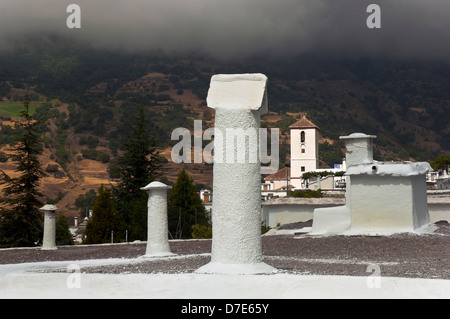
[0,0,449,61]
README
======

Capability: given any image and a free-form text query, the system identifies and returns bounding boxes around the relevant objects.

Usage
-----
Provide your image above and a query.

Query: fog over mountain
[0,0,449,61]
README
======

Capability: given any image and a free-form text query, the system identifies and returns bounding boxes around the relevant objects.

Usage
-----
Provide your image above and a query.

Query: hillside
[1,41,450,221]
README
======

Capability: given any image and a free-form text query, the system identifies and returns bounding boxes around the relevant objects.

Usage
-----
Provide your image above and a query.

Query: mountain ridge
[1,41,449,220]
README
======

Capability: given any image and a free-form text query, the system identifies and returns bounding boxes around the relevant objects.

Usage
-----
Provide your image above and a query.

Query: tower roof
[289,116,319,130]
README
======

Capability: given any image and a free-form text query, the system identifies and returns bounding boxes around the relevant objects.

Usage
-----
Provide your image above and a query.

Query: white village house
[427,169,450,190]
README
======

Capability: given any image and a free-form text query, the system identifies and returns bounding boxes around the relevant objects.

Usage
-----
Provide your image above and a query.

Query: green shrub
[0,152,8,163]
[290,189,323,198]
[81,148,110,163]
[191,224,212,239]
[261,222,271,235]
[45,164,59,173]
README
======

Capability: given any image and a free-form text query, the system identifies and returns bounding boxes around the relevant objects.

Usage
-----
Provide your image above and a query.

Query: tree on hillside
[84,184,125,244]
[112,104,162,241]
[168,169,208,239]
[0,94,46,248]
[431,155,450,172]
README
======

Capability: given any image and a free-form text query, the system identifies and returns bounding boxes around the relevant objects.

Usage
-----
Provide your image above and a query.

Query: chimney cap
[206,73,268,113]
[141,181,172,191]
[40,204,58,211]
[340,132,377,140]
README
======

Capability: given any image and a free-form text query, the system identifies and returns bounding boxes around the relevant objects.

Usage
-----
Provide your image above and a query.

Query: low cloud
[1,0,449,61]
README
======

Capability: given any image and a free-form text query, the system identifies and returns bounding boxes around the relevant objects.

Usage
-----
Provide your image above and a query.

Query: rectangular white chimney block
[206,74,268,113]
[311,133,432,236]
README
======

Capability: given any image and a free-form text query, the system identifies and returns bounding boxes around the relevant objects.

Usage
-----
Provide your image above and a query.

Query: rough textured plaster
[42,210,57,250]
[197,74,275,274]
[143,185,174,257]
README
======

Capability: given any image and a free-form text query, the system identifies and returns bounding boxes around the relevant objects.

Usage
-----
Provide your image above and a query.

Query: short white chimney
[40,204,58,250]
[140,181,175,257]
[340,133,377,167]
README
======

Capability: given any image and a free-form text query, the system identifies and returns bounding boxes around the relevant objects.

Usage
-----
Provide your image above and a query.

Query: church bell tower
[289,116,319,188]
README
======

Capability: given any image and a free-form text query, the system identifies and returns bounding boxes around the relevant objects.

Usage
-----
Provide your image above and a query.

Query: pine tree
[55,213,74,246]
[168,169,208,239]
[0,95,46,248]
[112,104,162,241]
[84,185,125,244]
